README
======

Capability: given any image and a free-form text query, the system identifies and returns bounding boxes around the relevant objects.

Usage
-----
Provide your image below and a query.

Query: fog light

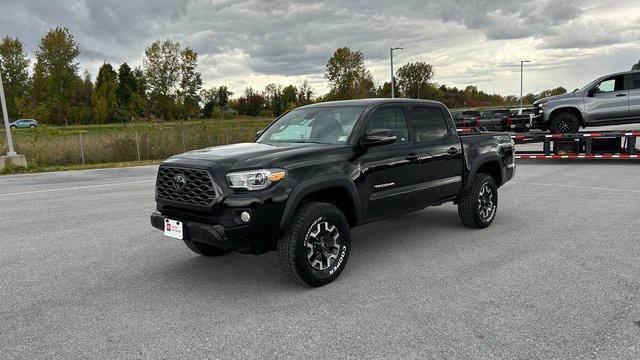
[240,211,251,223]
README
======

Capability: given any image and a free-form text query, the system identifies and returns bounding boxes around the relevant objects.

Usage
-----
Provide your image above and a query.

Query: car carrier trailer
[458,128,640,160]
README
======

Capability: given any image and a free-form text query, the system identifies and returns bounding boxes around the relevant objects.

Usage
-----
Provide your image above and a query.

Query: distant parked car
[478,109,512,131]
[451,110,481,128]
[480,109,531,132]
[9,119,38,129]
[511,108,535,117]
[221,106,238,117]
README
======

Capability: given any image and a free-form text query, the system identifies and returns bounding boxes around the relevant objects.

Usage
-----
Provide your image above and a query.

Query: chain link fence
[0,123,265,168]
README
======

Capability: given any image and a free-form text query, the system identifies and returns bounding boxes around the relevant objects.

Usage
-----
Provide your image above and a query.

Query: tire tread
[458,174,496,229]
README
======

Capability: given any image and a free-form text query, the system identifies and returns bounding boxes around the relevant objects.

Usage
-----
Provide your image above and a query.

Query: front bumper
[151,212,232,249]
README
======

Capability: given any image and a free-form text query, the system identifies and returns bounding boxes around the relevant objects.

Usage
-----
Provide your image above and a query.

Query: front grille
[156,166,219,207]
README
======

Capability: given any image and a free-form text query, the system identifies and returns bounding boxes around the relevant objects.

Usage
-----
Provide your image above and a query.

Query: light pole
[0,68,16,156]
[390,47,402,98]
[520,60,531,108]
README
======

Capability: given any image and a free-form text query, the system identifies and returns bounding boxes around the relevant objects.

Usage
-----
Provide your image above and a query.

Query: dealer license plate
[163,218,184,240]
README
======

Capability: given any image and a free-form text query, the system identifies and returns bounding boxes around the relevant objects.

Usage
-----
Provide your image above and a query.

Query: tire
[10,125,16,129]
[278,202,351,287]
[458,174,498,229]
[183,239,231,257]
[29,125,36,128]
[550,112,579,133]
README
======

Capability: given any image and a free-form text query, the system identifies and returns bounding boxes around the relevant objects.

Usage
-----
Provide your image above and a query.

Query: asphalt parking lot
[1,162,639,359]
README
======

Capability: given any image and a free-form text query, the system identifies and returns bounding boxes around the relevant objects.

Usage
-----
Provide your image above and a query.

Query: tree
[282,84,298,110]
[297,80,313,105]
[143,40,181,119]
[200,87,217,118]
[396,61,434,99]
[178,47,202,119]
[30,27,81,124]
[216,86,232,107]
[538,87,567,98]
[236,87,266,116]
[264,83,285,116]
[92,63,118,123]
[200,85,233,118]
[71,71,94,124]
[0,36,30,118]
[116,63,136,111]
[325,47,372,99]
[632,59,640,71]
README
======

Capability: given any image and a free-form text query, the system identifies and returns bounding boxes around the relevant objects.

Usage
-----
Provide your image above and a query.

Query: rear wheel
[550,112,579,133]
[29,124,36,128]
[278,202,351,287]
[183,239,231,257]
[458,174,498,229]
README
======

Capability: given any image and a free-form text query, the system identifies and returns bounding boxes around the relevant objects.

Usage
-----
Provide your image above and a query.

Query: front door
[357,106,421,220]
[586,74,629,122]
[627,73,640,118]
[410,106,464,204]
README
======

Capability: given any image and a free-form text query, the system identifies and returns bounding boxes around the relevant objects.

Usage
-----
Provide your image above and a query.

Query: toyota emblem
[173,174,187,191]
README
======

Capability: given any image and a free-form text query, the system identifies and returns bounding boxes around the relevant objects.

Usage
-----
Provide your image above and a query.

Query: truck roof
[299,98,447,109]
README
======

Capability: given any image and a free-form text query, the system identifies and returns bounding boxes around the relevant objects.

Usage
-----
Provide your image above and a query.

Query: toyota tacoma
[151,99,515,286]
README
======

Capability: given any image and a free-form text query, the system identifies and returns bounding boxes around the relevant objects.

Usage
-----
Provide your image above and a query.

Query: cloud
[0,0,639,96]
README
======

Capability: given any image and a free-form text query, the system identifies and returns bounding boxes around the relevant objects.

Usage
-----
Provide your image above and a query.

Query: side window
[631,73,640,90]
[596,75,625,93]
[413,107,449,143]
[366,108,409,144]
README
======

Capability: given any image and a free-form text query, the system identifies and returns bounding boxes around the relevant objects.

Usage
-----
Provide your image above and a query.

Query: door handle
[447,147,460,155]
[405,153,419,161]
[616,93,627,97]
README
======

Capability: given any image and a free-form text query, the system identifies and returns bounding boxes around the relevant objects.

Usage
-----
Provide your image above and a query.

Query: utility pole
[520,60,531,108]
[0,69,16,156]
[390,47,402,98]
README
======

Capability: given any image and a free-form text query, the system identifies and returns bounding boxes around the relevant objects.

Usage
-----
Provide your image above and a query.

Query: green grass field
[1,116,274,172]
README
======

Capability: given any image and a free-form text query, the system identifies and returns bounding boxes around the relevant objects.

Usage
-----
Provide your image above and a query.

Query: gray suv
[9,119,38,129]
[533,70,640,133]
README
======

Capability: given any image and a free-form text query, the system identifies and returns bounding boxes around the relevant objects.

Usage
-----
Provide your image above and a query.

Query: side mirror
[360,129,397,148]
[255,129,264,140]
[588,88,598,97]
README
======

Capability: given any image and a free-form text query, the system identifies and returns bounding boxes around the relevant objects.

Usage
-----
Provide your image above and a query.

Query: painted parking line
[509,181,640,194]
[0,180,155,197]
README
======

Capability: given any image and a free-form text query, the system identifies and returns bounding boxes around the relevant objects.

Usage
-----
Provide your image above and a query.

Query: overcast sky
[1,0,639,97]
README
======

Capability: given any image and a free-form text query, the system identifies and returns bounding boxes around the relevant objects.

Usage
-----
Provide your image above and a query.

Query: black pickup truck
[151,99,515,286]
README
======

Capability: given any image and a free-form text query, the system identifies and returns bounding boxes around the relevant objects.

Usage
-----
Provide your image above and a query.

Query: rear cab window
[412,107,450,142]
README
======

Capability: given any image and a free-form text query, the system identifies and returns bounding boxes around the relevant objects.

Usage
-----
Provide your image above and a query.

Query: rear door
[587,74,629,122]
[627,73,640,118]
[410,106,464,204]
[358,106,422,220]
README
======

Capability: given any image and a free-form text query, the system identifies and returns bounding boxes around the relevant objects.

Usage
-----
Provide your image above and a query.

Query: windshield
[257,106,364,145]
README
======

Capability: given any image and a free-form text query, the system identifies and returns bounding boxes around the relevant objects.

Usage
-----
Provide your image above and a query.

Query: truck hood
[534,92,581,104]
[165,142,351,171]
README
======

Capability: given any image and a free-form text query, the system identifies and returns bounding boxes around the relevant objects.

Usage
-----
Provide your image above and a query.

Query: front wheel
[10,125,16,129]
[458,174,498,229]
[278,202,351,287]
[550,112,579,133]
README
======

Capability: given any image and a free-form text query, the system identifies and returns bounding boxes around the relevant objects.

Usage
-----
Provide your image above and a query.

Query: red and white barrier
[516,154,640,160]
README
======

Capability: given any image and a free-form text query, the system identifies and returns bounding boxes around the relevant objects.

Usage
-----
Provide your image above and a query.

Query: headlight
[226,169,287,191]
[538,101,548,108]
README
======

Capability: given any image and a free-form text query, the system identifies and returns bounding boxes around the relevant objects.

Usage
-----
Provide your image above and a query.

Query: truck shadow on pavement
[151,205,510,291]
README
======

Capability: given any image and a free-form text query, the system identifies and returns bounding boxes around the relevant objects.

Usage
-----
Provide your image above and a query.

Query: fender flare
[463,155,504,192]
[279,174,362,230]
